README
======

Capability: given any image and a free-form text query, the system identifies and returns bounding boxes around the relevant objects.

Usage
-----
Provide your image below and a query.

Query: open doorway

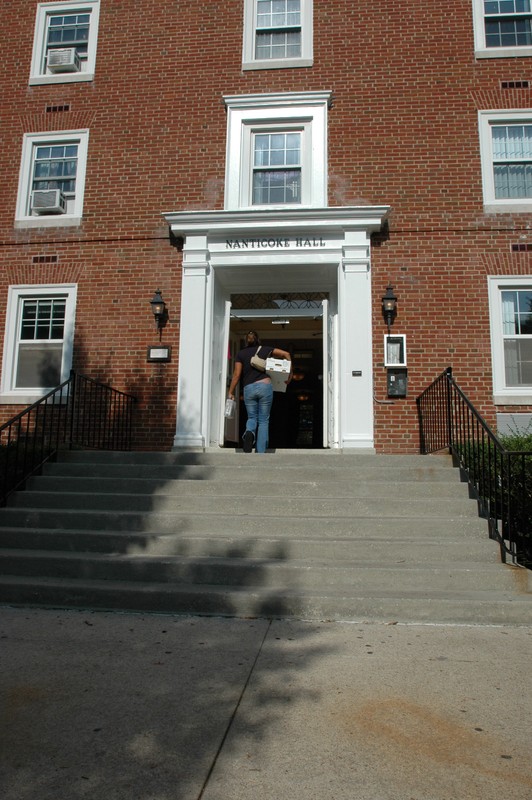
[223,296,329,449]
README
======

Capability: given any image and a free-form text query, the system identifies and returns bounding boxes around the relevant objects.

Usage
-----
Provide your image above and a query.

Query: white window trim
[29,0,100,85]
[224,92,329,210]
[478,110,532,213]
[472,0,532,58]
[15,129,90,229]
[0,284,77,405]
[242,0,313,70]
[488,275,532,404]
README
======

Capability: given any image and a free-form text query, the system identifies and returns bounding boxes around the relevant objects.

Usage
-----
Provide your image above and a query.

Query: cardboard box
[266,357,291,393]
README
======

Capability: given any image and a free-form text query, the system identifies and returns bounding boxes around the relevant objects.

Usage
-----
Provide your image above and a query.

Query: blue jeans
[243,381,274,453]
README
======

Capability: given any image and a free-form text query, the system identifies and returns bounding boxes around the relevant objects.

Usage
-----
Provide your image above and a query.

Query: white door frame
[165,206,389,451]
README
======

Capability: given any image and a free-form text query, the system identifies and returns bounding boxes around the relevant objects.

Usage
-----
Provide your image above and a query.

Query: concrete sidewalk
[0,608,530,800]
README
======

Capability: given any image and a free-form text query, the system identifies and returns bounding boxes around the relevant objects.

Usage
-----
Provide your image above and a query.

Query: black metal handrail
[417,367,531,569]
[0,371,136,505]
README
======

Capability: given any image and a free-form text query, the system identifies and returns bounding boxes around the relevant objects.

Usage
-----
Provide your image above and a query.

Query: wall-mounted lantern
[381,284,397,334]
[150,288,167,337]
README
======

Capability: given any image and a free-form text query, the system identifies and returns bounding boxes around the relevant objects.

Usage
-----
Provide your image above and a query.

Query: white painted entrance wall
[164,207,389,450]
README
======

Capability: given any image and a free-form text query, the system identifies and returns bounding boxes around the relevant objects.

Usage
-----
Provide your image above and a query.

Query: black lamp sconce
[381,284,397,334]
[150,288,168,338]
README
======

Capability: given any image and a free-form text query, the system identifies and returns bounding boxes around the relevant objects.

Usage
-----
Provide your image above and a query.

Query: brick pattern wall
[1,1,532,451]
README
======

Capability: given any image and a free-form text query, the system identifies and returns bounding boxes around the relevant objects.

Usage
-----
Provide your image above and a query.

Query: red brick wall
[1,1,532,452]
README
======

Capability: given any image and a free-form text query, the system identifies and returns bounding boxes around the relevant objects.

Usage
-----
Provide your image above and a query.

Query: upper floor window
[29,1,100,85]
[473,0,532,57]
[224,92,329,209]
[478,111,532,211]
[488,277,532,403]
[243,0,313,70]
[15,130,90,228]
[253,131,302,204]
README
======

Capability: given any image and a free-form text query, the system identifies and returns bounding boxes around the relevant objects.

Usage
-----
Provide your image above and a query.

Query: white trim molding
[478,110,532,213]
[1,283,77,404]
[488,274,532,404]
[15,129,90,229]
[472,0,532,59]
[29,1,101,85]
[163,205,389,451]
[224,92,331,210]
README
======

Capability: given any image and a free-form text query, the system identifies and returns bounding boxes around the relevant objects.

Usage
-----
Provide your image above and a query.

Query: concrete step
[0,529,500,562]
[58,450,451,469]
[10,490,478,518]
[43,459,457,483]
[0,574,530,625]
[0,549,518,592]
[0,506,490,537]
[0,449,529,624]
[29,474,469,499]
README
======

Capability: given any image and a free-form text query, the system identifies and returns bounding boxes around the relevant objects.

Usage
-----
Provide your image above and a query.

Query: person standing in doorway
[227,330,291,453]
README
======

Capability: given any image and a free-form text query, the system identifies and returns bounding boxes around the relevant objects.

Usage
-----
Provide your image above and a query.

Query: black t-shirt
[236,345,273,388]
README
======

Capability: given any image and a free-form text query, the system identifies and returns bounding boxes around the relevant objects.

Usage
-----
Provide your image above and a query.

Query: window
[488,277,532,403]
[15,130,89,228]
[478,111,532,211]
[252,131,302,204]
[243,0,313,70]
[1,285,77,404]
[224,92,329,209]
[472,0,532,57]
[29,1,100,84]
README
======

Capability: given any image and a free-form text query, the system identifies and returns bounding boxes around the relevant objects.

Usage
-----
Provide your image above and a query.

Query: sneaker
[242,430,254,453]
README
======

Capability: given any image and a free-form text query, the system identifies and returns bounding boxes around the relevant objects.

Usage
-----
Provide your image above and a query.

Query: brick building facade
[1,1,532,453]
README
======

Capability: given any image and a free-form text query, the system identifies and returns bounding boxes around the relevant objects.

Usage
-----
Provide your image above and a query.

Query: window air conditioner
[31,189,67,215]
[47,48,81,73]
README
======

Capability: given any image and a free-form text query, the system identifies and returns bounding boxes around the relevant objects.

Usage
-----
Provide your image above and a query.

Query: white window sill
[483,201,532,214]
[493,393,532,405]
[242,58,313,71]
[0,393,48,405]
[29,72,94,86]
[15,216,82,229]
[475,47,532,59]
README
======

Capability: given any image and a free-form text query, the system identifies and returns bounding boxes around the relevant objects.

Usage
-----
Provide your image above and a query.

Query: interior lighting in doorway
[272,319,290,325]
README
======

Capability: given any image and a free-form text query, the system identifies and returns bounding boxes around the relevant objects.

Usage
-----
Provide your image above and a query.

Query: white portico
[164,206,389,450]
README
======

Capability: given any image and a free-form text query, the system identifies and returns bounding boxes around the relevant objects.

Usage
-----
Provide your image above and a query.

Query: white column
[174,235,211,448]
[339,231,374,450]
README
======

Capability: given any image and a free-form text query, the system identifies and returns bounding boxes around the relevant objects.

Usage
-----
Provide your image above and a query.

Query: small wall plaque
[384,334,407,367]
[147,345,171,362]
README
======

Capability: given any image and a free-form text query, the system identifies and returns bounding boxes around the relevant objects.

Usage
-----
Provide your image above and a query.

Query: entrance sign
[225,236,327,249]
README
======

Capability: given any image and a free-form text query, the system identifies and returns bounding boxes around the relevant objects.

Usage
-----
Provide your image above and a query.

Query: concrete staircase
[0,449,530,624]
